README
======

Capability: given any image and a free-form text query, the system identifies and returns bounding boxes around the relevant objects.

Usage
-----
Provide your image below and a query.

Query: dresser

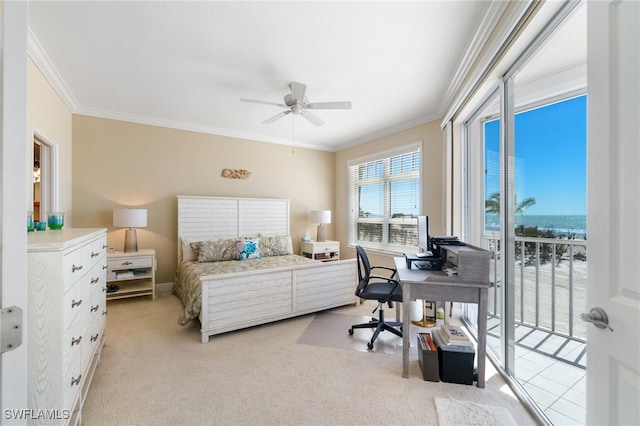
[28,228,107,425]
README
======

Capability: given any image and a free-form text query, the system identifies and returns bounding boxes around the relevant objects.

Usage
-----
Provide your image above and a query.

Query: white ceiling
[28,1,499,151]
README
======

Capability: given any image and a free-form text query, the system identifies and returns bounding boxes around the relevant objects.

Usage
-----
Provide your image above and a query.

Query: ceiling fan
[240,81,352,126]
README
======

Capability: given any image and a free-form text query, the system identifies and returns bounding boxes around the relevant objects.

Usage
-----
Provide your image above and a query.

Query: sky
[484,95,587,216]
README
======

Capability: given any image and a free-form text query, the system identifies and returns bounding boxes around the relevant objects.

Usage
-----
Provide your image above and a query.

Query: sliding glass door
[462,3,587,423]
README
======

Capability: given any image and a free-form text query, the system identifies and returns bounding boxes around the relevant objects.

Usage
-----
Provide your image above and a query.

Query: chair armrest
[369,274,398,282]
[370,265,398,279]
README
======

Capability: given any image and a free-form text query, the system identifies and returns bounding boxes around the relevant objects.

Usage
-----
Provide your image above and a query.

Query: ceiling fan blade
[289,81,307,102]
[240,98,287,108]
[305,101,352,110]
[263,110,291,124]
[301,110,325,127]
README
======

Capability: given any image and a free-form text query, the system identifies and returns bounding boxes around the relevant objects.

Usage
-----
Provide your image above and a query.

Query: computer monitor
[417,215,430,253]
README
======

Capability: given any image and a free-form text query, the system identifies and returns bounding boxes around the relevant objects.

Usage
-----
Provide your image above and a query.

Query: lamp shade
[310,210,331,224]
[113,209,147,228]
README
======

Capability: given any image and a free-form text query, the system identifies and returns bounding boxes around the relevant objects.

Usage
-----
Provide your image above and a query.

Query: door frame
[33,132,60,219]
[1,0,29,420]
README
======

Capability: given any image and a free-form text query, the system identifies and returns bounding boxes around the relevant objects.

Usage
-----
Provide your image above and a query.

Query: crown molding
[27,28,79,113]
[439,1,509,117]
[335,112,440,152]
[74,106,335,152]
[439,0,538,125]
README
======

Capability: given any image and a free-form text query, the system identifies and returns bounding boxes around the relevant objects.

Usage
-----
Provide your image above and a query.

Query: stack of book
[417,332,439,382]
[436,324,474,347]
[418,332,437,351]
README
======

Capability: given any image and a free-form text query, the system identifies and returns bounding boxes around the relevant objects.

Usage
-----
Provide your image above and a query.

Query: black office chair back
[355,245,372,297]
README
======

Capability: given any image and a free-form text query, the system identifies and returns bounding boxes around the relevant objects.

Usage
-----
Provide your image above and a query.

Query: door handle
[580,307,614,332]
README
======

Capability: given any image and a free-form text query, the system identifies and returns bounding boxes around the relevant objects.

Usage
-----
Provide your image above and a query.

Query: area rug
[296,311,403,355]
[434,397,517,426]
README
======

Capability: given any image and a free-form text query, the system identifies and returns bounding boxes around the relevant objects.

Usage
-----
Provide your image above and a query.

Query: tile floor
[350,301,587,425]
[486,318,586,425]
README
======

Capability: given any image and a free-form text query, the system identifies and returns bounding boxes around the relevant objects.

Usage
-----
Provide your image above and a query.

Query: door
[1,1,29,421]
[586,1,640,424]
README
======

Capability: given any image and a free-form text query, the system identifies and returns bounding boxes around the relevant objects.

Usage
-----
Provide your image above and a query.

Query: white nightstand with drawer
[106,249,156,300]
[301,240,340,262]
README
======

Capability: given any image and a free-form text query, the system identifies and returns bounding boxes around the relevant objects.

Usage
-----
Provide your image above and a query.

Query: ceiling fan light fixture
[241,81,351,127]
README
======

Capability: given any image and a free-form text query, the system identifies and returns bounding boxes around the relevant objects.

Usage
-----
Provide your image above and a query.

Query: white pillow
[181,237,199,262]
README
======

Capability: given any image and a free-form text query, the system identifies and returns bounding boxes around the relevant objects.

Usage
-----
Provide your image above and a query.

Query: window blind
[348,144,421,252]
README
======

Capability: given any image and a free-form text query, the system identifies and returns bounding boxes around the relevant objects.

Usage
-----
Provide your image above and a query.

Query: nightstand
[301,240,340,262]
[106,249,156,300]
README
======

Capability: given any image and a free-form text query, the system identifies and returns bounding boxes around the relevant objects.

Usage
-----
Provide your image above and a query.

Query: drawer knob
[91,277,100,284]
[102,265,107,270]
[91,251,100,258]
[122,261,133,266]
[71,336,82,346]
[72,264,83,273]
[70,375,82,386]
[91,305,99,312]
[71,299,82,308]
[91,333,99,342]
[102,310,108,316]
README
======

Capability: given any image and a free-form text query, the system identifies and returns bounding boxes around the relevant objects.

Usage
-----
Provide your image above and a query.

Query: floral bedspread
[174,255,318,325]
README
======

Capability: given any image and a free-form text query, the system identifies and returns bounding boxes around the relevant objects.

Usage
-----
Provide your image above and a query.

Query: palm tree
[485,192,501,214]
[485,191,536,215]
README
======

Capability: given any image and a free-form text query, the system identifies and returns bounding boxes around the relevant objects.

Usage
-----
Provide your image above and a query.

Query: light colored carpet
[435,397,518,425]
[81,292,537,425]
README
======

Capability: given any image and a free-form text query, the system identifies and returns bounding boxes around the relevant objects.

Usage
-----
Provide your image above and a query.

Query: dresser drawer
[83,261,105,297]
[63,348,83,412]
[63,249,84,292]
[82,236,106,273]
[84,310,105,367]
[63,318,85,371]
[107,255,153,270]
[63,282,83,331]
[314,242,339,253]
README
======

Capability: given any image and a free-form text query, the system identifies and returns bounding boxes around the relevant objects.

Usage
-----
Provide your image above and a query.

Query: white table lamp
[113,208,147,252]
[310,210,331,242]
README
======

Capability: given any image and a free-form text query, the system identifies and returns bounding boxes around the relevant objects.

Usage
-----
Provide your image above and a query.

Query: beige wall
[28,55,446,286]
[71,116,336,283]
[27,58,73,218]
[334,121,445,269]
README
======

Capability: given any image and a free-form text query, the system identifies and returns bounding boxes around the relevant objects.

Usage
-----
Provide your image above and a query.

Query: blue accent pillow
[237,238,260,260]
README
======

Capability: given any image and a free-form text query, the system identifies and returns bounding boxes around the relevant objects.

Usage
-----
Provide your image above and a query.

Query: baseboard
[156,281,174,293]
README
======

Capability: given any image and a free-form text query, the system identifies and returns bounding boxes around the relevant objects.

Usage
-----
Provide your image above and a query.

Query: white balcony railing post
[481,235,587,344]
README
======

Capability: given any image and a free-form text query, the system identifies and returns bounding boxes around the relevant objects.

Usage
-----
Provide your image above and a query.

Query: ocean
[485,214,587,238]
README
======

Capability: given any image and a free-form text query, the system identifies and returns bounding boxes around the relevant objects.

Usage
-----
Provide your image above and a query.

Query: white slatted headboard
[177,196,291,263]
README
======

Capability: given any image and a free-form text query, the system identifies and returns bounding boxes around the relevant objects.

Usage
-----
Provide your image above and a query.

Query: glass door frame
[460,2,585,422]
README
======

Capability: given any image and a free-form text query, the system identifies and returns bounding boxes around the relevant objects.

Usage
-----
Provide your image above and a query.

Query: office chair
[348,246,403,349]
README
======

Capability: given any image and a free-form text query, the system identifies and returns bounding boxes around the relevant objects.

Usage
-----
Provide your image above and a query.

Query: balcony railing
[481,235,588,345]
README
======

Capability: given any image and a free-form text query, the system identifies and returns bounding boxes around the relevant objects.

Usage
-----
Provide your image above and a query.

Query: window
[349,144,421,252]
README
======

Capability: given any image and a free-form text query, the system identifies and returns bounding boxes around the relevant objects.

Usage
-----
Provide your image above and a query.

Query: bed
[175,195,357,343]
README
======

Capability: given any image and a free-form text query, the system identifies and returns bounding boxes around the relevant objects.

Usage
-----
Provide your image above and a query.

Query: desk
[394,256,490,388]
